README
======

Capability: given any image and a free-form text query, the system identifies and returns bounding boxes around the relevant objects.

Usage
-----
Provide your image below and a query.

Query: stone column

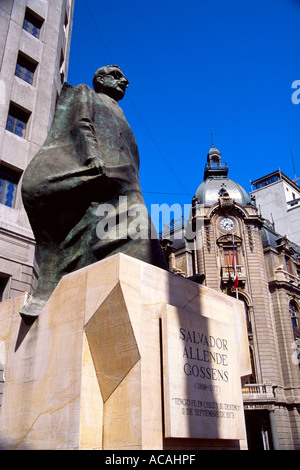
[269,409,280,450]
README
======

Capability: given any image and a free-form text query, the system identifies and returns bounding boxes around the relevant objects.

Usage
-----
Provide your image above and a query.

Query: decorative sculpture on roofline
[20,65,169,320]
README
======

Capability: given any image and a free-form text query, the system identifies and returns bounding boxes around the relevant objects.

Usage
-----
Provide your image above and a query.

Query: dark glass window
[289,300,300,340]
[15,52,37,85]
[0,275,9,302]
[23,8,44,39]
[285,256,293,274]
[0,165,21,208]
[256,176,279,189]
[6,103,30,138]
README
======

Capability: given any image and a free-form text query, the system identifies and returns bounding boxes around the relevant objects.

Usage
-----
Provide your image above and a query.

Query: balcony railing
[242,383,275,399]
[205,162,228,171]
[221,265,246,284]
[274,267,300,287]
[204,162,229,179]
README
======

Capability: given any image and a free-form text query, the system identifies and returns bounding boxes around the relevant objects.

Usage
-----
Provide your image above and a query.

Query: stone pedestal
[0,254,251,450]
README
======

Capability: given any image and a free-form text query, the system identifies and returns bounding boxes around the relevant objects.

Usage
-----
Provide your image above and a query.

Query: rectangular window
[64,11,69,32]
[6,103,31,138]
[23,7,44,39]
[285,256,293,274]
[0,164,21,208]
[223,248,238,266]
[15,52,38,85]
[60,49,65,84]
[256,175,279,189]
[0,275,10,302]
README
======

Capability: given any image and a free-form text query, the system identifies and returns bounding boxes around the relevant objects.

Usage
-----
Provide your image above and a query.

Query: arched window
[248,346,257,384]
[229,294,257,383]
[244,300,252,335]
[229,293,252,334]
[285,256,293,274]
[289,300,300,339]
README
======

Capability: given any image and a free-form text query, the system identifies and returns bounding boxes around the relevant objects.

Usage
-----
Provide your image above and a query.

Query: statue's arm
[45,115,106,190]
[41,99,107,193]
[71,116,105,171]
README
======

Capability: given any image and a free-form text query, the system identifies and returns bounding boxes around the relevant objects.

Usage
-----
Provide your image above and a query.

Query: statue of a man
[20,65,168,319]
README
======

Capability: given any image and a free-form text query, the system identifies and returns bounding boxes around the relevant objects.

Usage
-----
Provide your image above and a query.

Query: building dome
[195,144,251,205]
[195,177,251,205]
[207,146,221,157]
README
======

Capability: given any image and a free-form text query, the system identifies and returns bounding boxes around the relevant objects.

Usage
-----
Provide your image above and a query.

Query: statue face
[96,66,129,101]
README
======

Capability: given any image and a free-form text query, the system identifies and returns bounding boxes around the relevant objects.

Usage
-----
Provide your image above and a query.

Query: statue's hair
[93,65,122,91]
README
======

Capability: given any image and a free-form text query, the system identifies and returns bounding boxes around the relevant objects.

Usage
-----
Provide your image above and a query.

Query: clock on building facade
[220,217,235,231]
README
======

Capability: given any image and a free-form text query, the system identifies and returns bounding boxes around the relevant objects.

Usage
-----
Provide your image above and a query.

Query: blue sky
[68,0,300,217]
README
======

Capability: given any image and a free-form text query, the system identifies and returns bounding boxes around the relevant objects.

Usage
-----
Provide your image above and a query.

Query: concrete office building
[250,170,300,246]
[0,0,74,410]
[0,0,74,302]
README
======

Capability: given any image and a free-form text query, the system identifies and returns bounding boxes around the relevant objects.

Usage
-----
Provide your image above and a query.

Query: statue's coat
[21,83,167,317]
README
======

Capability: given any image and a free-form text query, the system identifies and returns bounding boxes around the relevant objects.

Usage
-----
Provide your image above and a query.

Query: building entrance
[244,410,274,450]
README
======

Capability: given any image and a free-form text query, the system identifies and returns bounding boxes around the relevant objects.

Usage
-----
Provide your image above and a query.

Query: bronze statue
[20,65,168,320]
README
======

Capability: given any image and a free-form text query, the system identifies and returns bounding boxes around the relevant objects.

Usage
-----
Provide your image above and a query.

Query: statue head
[93,65,129,101]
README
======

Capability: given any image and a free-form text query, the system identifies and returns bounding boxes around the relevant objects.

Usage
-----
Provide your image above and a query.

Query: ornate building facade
[163,145,300,449]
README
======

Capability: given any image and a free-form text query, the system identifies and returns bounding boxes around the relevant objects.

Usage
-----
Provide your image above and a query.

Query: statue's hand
[86,157,105,175]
